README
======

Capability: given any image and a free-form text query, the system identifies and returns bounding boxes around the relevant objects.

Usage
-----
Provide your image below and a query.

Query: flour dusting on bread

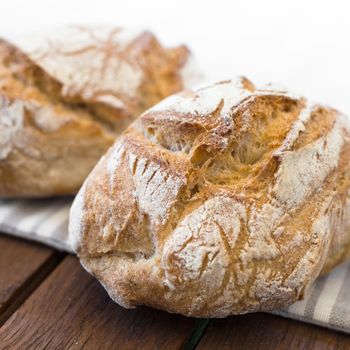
[0,26,199,198]
[70,77,350,317]
[12,26,143,105]
[0,98,23,160]
[274,114,348,209]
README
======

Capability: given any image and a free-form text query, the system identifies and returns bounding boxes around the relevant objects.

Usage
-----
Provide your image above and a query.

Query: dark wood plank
[0,234,62,325]
[197,313,350,350]
[0,255,201,350]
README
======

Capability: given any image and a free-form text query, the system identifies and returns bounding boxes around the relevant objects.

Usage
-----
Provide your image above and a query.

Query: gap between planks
[183,319,211,350]
[0,249,65,326]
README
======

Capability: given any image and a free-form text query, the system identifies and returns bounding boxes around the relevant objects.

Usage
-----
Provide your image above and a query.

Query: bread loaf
[0,26,198,197]
[69,77,350,317]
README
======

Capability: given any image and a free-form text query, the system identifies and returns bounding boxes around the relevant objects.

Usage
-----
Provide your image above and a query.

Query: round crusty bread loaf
[0,26,198,198]
[69,77,350,317]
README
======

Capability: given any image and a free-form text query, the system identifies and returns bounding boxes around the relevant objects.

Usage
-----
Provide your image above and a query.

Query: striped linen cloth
[0,198,72,252]
[0,198,349,333]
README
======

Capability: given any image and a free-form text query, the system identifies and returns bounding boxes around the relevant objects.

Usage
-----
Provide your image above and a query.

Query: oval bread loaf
[70,77,350,317]
[0,26,198,197]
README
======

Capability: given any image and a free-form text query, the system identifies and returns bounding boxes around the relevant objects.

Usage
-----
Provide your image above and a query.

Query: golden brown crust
[70,77,350,317]
[0,27,196,198]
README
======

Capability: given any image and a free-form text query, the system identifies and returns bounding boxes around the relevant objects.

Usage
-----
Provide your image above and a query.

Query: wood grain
[196,313,350,350]
[0,235,349,350]
[0,255,200,350]
[0,234,61,325]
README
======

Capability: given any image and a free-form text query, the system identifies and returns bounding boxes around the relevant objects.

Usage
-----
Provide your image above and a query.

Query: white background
[0,0,349,113]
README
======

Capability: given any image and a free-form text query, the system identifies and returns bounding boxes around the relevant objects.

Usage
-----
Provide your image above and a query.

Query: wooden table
[0,234,349,350]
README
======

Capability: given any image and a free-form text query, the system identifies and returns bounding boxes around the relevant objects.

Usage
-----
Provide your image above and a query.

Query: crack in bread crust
[70,77,350,317]
[0,27,197,198]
